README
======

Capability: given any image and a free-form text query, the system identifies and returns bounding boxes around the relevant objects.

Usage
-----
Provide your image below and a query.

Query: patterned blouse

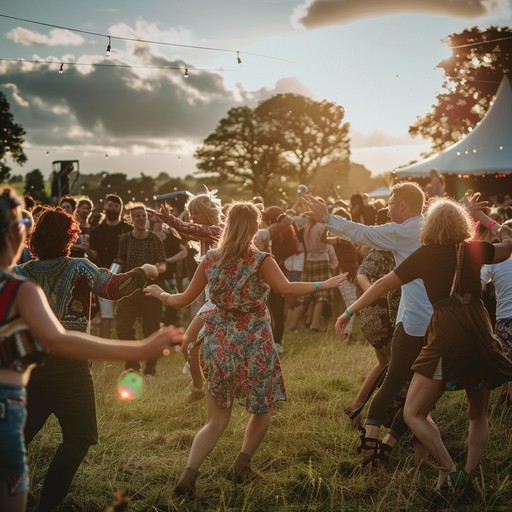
[13,257,146,332]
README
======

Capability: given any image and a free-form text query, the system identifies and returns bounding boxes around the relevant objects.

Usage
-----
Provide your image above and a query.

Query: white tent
[394,76,512,178]
[366,185,391,199]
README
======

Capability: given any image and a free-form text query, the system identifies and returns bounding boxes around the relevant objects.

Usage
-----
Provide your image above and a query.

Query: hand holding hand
[144,284,164,299]
[141,264,159,280]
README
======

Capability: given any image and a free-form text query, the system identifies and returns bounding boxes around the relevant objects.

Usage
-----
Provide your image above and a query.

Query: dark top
[89,220,133,268]
[117,232,166,272]
[394,241,495,305]
[160,229,184,280]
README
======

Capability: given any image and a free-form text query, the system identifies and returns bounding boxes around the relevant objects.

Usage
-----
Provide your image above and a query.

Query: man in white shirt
[305,182,433,469]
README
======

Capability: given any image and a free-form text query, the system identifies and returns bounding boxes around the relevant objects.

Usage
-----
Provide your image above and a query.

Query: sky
[1,0,511,181]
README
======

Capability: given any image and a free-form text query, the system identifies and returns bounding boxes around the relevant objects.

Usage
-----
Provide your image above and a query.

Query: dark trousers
[116,290,162,375]
[25,358,98,512]
[366,322,425,440]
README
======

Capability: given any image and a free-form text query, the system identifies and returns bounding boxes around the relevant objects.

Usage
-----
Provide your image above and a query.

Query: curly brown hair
[29,206,81,260]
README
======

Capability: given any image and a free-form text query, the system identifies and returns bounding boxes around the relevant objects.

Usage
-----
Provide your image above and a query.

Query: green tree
[0,91,27,182]
[194,106,278,198]
[24,169,49,203]
[194,95,351,199]
[409,26,512,152]
[255,94,351,185]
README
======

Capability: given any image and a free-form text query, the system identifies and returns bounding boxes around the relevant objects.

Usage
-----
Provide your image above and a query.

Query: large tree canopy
[194,94,350,199]
[0,91,27,181]
[255,94,350,185]
[409,26,512,152]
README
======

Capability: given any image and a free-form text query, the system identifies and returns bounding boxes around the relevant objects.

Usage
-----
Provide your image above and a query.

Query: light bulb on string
[184,68,189,78]
[106,36,111,57]
[237,51,242,64]
[59,63,64,74]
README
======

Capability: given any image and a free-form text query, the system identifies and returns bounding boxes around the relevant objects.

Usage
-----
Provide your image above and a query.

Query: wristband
[345,308,353,317]
[486,219,497,230]
[159,291,169,302]
[315,282,321,290]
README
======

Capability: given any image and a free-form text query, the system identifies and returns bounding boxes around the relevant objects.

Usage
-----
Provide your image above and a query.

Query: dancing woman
[336,197,512,490]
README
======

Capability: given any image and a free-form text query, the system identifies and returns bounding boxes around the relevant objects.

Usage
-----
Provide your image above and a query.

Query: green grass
[26,323,512,511]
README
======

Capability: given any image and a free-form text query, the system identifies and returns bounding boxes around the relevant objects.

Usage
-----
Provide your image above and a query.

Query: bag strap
[449,243,465,296]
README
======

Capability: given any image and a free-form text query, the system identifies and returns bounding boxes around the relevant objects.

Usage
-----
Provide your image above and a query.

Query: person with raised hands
[336,196,512,493]
[144,201,346,497]
[0,188,182,512]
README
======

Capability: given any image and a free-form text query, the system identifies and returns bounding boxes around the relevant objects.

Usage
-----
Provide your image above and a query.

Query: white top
[481,258,512,319]
[323,214,433,336]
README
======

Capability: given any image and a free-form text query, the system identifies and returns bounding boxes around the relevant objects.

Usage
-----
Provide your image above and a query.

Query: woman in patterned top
[0,190,182,512]
[144,201,347,496]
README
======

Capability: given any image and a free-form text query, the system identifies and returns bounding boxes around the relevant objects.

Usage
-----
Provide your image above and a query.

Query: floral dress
[198,249,286,414]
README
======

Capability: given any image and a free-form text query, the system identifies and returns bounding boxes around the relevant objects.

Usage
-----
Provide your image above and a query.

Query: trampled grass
[27,323,512,511]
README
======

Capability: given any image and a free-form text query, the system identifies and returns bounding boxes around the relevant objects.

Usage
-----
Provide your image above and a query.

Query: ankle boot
[227,452,256,483]
[174,467,199,497]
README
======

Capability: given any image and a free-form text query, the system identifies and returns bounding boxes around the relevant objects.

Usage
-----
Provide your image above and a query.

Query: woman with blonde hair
[145,201,347,496]
[153,188,223,401]
[336,197,512,492]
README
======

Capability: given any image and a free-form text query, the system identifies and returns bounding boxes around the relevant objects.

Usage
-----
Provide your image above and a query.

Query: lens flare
[117,370,145,401]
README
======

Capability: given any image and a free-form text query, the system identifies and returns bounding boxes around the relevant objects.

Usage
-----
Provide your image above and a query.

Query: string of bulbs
[0,57,229,77]
[0,13,292,63]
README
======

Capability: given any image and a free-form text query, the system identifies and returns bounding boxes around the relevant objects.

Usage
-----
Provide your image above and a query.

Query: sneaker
[275,343,285,353]
[144,374,155,384]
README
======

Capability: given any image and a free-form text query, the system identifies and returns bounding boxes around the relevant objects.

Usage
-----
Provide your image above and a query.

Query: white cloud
[6,27,85,47]
[293,0,504,29]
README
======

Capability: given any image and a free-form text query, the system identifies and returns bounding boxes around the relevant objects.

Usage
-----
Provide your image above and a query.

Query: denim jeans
[0,384,29,495]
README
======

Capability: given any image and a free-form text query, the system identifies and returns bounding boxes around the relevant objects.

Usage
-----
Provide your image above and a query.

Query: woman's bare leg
[186,392,232,470]
[182,315,205,390]
[465,388,490,473]
[403,373,453,469]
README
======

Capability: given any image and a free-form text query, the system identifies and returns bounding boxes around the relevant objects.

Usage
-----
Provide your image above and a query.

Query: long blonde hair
[420,197,474,245]
[213,202,260,261]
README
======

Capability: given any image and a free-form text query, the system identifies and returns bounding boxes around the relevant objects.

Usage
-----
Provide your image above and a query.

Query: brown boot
[227,452,257,483]
[174,467,199,497]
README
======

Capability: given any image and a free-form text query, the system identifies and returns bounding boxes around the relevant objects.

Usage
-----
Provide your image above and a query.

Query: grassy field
[26,322,512,512]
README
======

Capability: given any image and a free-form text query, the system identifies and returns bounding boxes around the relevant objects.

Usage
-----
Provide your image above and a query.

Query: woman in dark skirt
[335,197,512,490]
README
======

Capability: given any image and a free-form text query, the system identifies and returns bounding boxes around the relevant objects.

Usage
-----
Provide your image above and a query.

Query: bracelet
[315,282,321,290]
[345,308,353,317]
[486,219,497,230]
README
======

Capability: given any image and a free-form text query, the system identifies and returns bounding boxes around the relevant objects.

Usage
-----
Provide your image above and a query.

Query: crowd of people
[1,173,512,510]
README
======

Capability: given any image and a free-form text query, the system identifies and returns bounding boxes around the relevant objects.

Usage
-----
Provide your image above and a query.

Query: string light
[59,62,64,74]
[1,58,228,75]
[237,51,242,64]
[106,36,111,57]
[184,68,189,78]
[0,14,293,63]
